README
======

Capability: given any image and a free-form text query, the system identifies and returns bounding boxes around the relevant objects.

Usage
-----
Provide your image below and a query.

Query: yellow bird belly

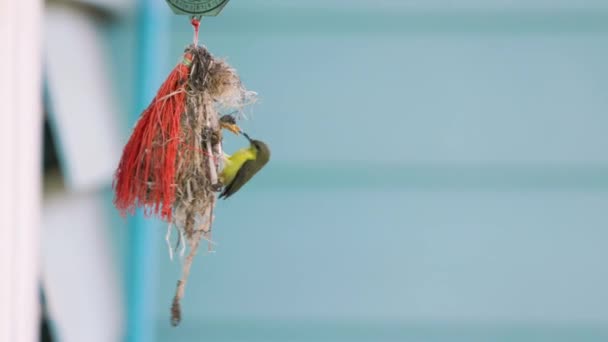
[220,147,257,186]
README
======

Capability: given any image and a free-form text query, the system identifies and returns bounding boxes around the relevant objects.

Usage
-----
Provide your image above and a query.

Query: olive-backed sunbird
[219,133,270,199]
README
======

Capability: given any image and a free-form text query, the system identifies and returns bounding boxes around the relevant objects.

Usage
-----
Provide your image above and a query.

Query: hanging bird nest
[113,43,256,326]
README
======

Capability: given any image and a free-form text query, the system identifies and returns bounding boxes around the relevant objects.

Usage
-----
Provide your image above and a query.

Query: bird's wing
[219,158,264,199]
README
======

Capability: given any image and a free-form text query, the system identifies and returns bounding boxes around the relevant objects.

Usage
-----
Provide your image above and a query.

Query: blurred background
[2,0,608,341]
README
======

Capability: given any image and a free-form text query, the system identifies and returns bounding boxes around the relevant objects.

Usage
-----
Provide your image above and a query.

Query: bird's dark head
[243,133,270,162]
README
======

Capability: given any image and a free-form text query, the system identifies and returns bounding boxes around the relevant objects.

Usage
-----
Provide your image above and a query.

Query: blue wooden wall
[109,1,608,341]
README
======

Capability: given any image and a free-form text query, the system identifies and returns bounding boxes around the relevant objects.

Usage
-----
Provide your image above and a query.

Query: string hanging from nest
[112,13,256,326]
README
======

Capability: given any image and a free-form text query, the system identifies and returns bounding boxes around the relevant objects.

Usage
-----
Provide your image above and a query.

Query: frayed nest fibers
[169,45,256,326]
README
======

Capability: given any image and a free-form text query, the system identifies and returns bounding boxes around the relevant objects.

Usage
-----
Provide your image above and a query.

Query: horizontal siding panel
[171,33,608,164]
[244,163,608,191]
[156,191,608,322]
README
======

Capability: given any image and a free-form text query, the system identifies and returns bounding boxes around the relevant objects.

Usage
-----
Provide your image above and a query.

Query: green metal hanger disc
[166,0,230,16]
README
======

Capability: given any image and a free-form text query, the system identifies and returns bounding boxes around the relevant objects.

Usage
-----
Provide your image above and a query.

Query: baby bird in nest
[206,114,242,146]
[219,114,241,135]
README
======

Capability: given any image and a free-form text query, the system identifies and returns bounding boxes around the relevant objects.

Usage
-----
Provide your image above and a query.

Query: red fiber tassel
[113,53,193,221]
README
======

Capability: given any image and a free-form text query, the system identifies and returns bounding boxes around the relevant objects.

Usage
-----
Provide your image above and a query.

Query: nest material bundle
[113,44,256,326]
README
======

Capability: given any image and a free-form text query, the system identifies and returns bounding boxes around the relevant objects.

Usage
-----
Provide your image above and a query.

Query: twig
[171,212,206,326]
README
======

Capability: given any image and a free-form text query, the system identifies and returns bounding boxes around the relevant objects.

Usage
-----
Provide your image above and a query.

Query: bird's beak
[242,132,253,143]
[220,122,242,135]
